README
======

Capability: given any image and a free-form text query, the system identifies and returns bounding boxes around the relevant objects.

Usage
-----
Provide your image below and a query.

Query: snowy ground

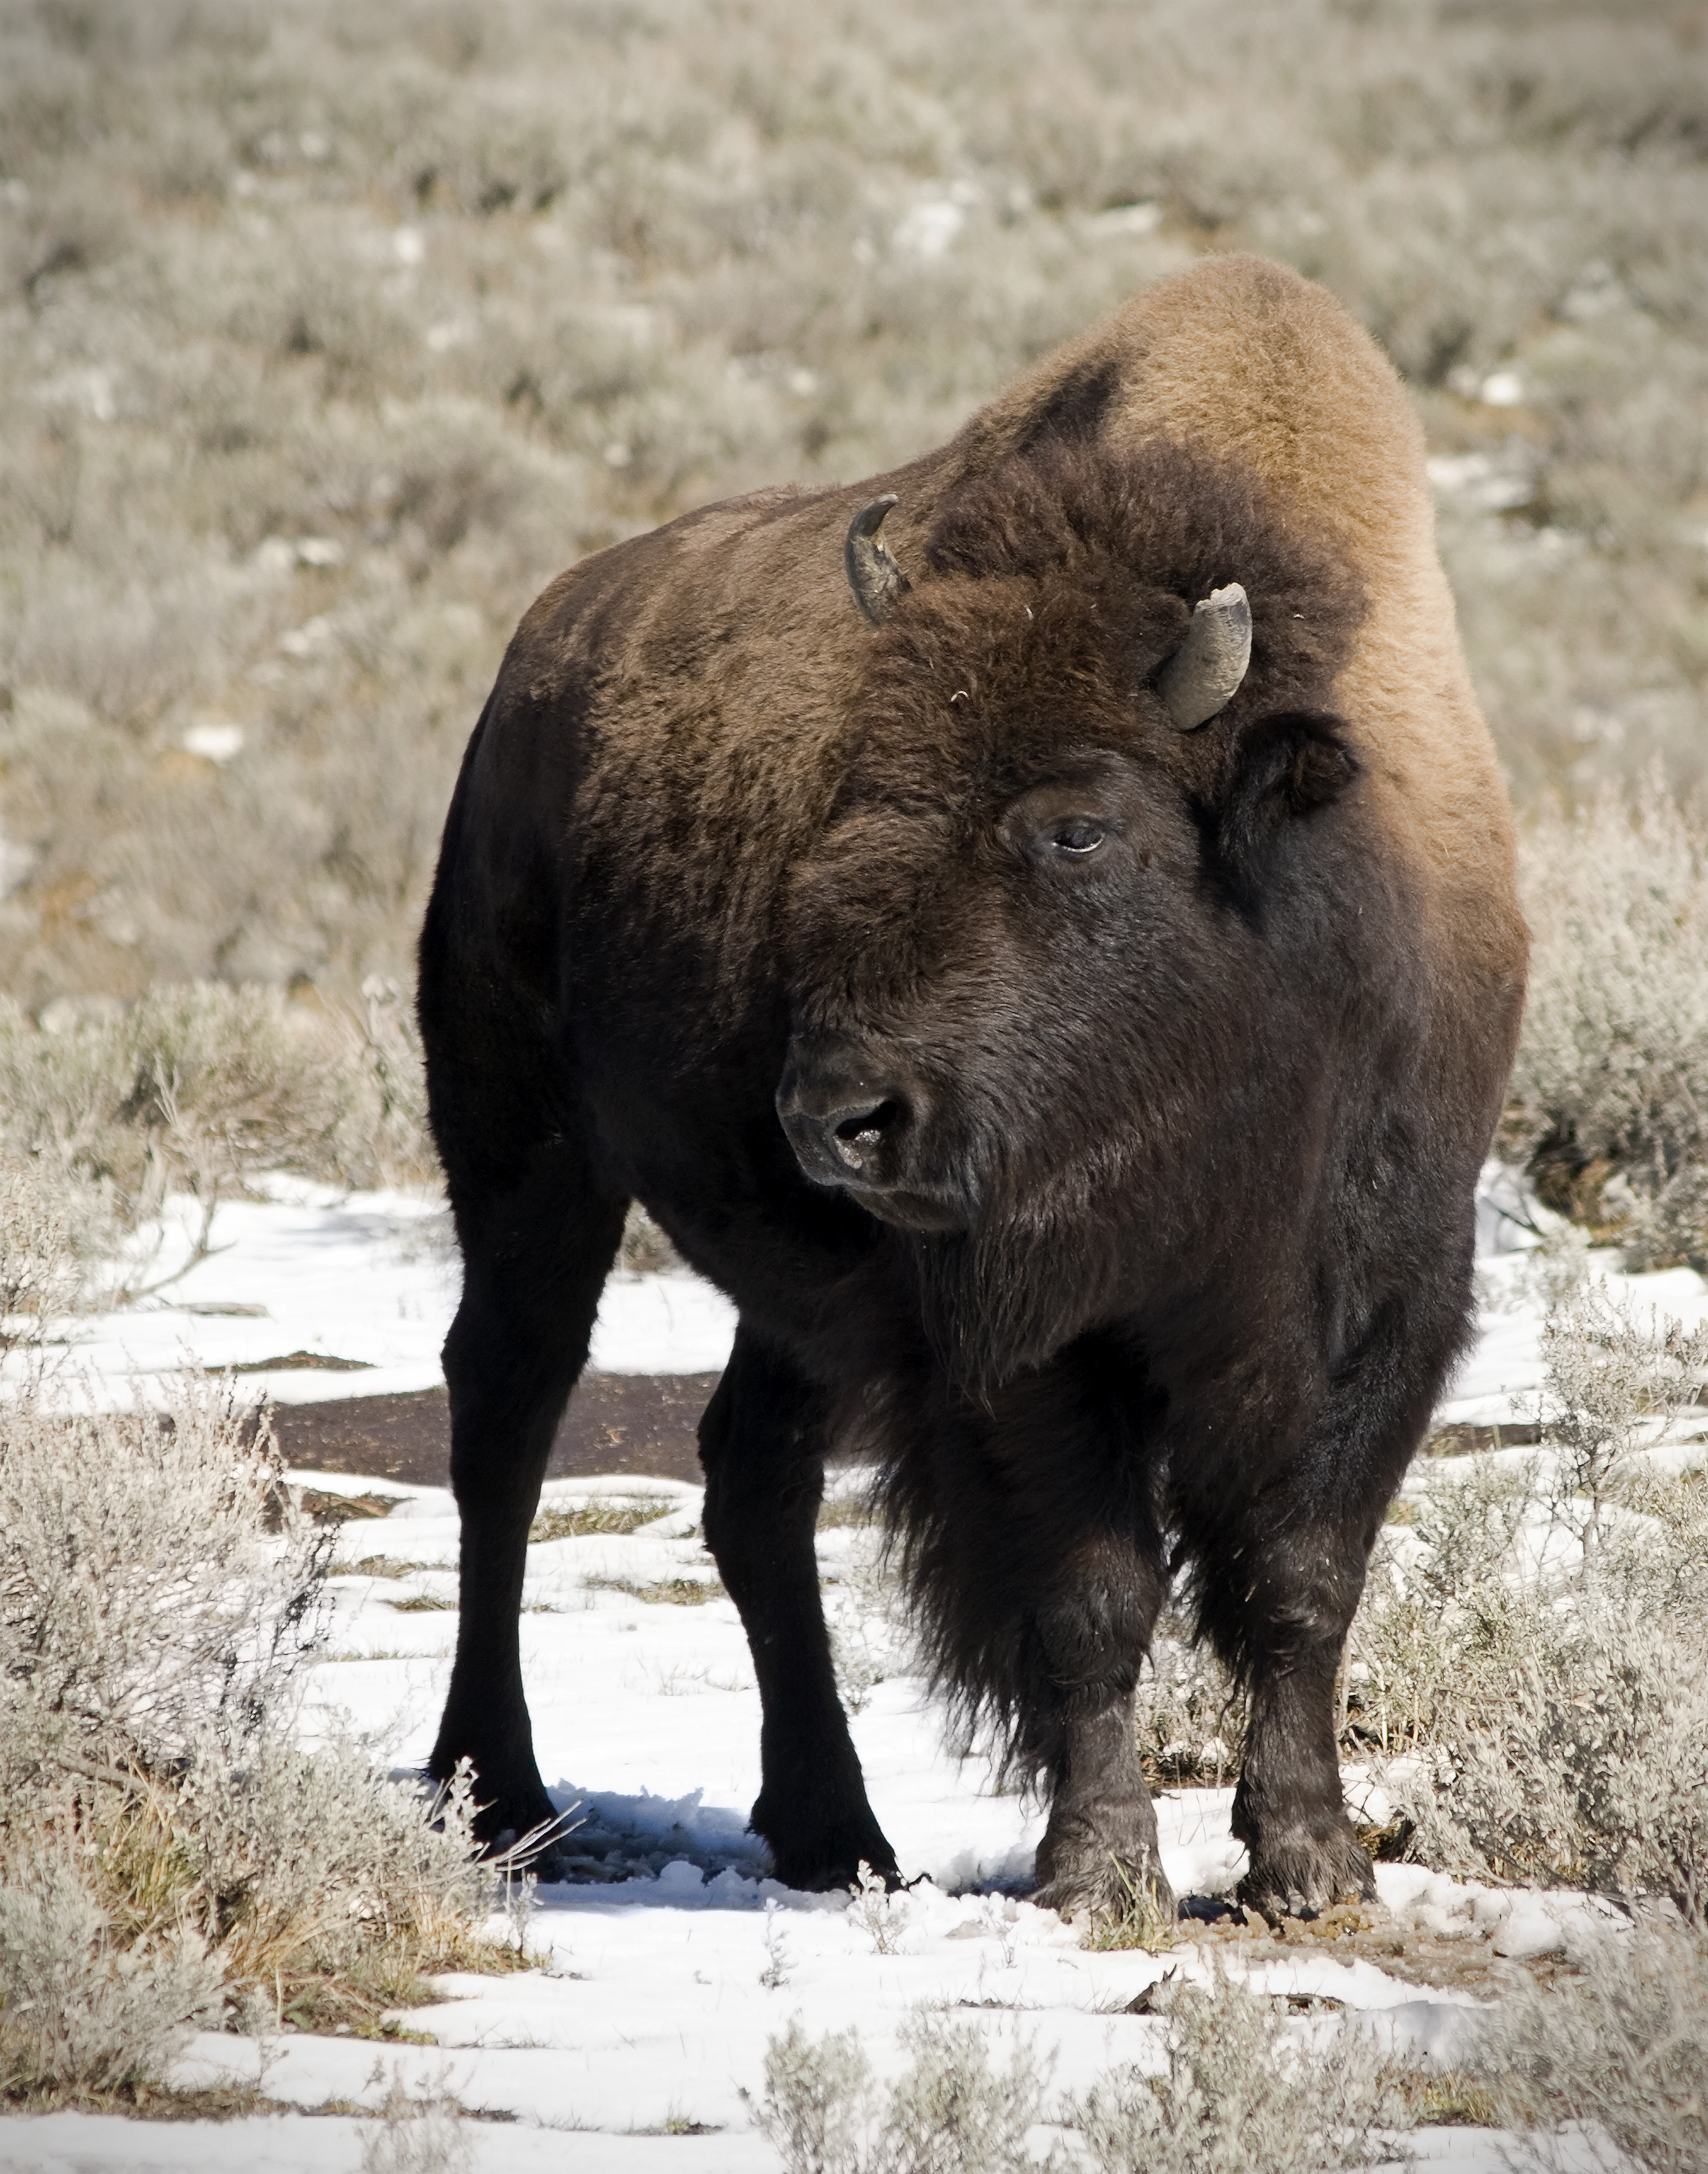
[2,1170,1699,2171]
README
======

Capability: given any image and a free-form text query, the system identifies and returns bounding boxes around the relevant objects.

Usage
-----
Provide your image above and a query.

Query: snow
[3,1165,1700,2169]
[5,1176,737,1409]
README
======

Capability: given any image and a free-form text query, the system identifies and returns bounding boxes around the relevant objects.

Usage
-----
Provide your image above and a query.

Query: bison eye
[1051,818,1105,856]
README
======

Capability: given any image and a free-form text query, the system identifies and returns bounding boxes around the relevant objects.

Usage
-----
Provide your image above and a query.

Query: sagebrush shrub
[1399,1614,1708,1917]
[1357,1276,1708,1913]
[1483,1917,1708,2174]
[1073,1971,1413,2174]
[751,1983,1416,2174]
[1132,1612,1242,1785]
[0,981,439,1263]
[1505,781,1708,1257]
[359,2063,476,2174]
[0,1839,224,2100]
[0,1379,519,2083]
[750,2010,1058,2174]
[1,0,1703,1006]
[0,1384,331,1781]
[0,1152,106,1357]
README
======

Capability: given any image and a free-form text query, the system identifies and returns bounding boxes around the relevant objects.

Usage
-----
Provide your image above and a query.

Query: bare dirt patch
[273,1371,720,1488]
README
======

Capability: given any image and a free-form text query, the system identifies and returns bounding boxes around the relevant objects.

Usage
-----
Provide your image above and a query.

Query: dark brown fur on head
[784,436,1367,1389]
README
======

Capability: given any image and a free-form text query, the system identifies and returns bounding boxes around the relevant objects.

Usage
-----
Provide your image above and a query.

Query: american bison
[418,254,1526,1921]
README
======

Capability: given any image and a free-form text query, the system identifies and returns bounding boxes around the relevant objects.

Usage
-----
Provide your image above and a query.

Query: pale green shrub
[0,1379,519,2075]
[360,2063,476,2174]
[1483,1917,1708,2174]
[750,1985,1417,2174]
[0,1840,224,2100]
[826,1525,913,1720]
[1400,1615,1708,1915]
[1505,782,1708,1257]
[1,0,1704,1007]
[1073,1972,1413,2174]
[1348,1453,1544,1756]
[0,1384,331,1782]
[0,1152,108,1356]
[749,2010,1059,2174]
[1358,1280,1708,1913]
[1132,1614,1242,1786]
[0,982,438,1255]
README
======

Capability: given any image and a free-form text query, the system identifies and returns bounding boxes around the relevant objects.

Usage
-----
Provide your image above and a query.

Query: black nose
[824,1095,907,1172]
[775,1045,915,1189]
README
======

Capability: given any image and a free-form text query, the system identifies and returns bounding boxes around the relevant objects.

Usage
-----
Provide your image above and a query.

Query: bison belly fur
[417,254,1526,1925]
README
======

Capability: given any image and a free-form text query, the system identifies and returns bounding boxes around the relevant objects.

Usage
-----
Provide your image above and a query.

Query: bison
[418,253,1526,1922]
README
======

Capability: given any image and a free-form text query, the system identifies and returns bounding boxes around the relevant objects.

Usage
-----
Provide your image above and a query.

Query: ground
[2,1170,1698,2172]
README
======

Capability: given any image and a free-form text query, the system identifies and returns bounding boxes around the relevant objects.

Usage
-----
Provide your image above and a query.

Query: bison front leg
[699,1328,900,1891]
[1024,1552,1173,1923]
[1222,1524,1376,1922]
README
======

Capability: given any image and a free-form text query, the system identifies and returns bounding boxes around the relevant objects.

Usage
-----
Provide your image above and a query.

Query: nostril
[830,1099,905,1169]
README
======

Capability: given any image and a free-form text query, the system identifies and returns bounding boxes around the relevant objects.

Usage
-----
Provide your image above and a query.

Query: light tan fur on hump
[978,253,1521,1010]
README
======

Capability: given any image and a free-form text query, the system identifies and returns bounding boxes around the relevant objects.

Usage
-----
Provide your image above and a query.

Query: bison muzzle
[417,255,1527,1924]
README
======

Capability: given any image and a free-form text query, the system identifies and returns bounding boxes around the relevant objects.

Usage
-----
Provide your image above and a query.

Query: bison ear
[1214,711,1358,875]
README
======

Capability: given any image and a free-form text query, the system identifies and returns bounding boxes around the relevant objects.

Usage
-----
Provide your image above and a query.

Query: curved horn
[1156,582,1252,730]
[845,495,910,626]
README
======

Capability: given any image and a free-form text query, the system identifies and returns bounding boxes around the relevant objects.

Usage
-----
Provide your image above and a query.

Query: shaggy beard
[904,1190,1129,1394]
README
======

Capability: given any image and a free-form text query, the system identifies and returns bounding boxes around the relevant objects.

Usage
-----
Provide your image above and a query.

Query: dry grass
[586,1573,726,1607]
[816,1493,880,1531]
[528,1499,672,1543]
[0,0,1702,1017]
[1079,1857,1179,1956]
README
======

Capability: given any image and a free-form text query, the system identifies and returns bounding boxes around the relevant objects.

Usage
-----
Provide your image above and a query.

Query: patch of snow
[38,363,117,420]
[1087,200,1164,237]
[0,822,36,899]
[892,184,978,260]
[3,1179,738,1411]
[278,613,337,657]
[1427,451,1536,516]
[1477,370,1527,408]
[1492,1903,1566,1960]
[181,721,245,762]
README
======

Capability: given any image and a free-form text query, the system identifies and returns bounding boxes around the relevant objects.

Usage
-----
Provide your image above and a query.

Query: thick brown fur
[418,255,1527,1922]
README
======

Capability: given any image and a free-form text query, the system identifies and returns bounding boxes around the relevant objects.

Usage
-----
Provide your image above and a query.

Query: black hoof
[1238,1827,1376,1925]
[485,1822,578,1883]
[1032,1849,1176,1924]
[749,1780,901,1893]
[759,1827,901,1893]
[1176,1892,1244,1926]
[430,1764,579,1878]
[770,1851,903,1892]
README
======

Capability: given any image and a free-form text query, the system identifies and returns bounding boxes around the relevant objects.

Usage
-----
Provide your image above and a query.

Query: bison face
[777,741,1211,1238]
[778,445,1365,1383]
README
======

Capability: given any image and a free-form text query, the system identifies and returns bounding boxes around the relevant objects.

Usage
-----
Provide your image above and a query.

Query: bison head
[776,437,1367,1386]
